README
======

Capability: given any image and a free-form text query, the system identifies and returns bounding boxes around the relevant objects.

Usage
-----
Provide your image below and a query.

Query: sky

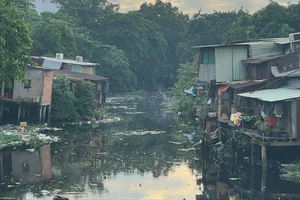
[34,0,299,15]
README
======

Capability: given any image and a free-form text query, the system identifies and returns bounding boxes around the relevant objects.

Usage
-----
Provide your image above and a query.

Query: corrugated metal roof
[42,59,62,69]
[249,42,283,58]
[242,55,282,64]
[226,80,267,89]
[271,66,300,77]
[43,57,98,66]
[238,88,300,102]
[54,70,108,82]
[193,38,290,49]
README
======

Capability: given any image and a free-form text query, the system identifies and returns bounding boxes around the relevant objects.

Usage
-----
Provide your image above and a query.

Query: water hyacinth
[280,163,300,183]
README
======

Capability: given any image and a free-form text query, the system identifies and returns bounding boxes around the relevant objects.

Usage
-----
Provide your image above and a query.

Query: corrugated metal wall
[249,42,283,58]
[233,47,248,80]
[215,47,232,82]
[198,64,216,82]
[215,46,248,82]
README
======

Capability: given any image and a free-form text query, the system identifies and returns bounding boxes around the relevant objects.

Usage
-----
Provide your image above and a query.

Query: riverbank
[0,124,60,150]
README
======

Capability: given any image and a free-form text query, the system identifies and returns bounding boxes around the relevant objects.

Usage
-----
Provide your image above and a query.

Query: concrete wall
[82,66,95,75]
[41,70,54,104]
[13,67,44,100]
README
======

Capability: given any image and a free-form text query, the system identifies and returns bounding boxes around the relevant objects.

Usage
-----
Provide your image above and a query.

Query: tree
[30,12,77,58]
[51,75,77,122]
[0,0,32,87]
[74,79,95,119]
[172,56,202,116]
[95,45,137,92]
[95,12,171,90]
[139,0,189,85]
[250,1,294,38]
[12,0,40,26]
[52,0,119,29]
[287,2,300,32]
[224,9,252,43]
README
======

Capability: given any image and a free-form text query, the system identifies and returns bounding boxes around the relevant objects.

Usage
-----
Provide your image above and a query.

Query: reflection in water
[0,92,202,199]
[0,145,52,184]
[200,157,300,200]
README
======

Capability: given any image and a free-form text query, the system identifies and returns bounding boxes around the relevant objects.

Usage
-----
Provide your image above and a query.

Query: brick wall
[41,70,54,104]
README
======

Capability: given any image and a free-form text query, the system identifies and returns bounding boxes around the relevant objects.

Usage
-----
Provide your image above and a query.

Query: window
[71,65,82,73]
[24,79,31,89]
[22,162,29,172]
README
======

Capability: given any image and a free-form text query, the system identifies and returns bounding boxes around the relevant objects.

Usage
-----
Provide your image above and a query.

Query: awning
[242,55,282,64]
[42,59,62,69]
[238,88,300,102]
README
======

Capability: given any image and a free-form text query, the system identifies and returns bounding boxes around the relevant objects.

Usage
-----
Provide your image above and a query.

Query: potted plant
[255,120,271,137]
[272,123,286,137]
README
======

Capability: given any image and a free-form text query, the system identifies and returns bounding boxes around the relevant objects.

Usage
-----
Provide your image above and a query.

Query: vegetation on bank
[281,163,300,183]
[51,75,101,122]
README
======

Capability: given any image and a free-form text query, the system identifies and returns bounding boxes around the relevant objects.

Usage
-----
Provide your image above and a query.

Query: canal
[2,92,300,200]
[0,92,202,199]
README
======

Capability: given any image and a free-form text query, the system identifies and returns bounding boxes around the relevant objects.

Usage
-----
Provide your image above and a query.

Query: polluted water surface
[0,92,203,200]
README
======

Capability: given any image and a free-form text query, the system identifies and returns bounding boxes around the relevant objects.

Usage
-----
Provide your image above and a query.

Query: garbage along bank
[0,124,60,150]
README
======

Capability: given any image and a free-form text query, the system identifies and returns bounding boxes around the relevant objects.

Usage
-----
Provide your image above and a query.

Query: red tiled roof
[54,70,108,82]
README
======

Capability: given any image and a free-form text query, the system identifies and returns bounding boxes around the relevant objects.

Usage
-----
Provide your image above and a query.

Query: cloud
[110,0,300,14]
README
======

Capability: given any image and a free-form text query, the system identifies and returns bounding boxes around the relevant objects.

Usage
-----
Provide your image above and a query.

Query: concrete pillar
[17,104,22,125]
[39,106,42,125]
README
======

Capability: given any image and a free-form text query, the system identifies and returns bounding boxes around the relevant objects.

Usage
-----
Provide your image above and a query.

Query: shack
[0,66,54,125]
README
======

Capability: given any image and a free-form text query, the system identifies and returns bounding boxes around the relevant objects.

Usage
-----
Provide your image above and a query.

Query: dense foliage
[74,79,95,119]
[0,0,32,87]
[51,75,77,121]
[52,75,98,122]
[9,0,300,91]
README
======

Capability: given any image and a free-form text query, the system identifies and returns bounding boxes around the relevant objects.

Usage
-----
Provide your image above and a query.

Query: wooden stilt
[251,140,255,166]
[42,105,47,124]
[1,81,5,97]
[47,105,51,126]
[39,105,42,125]
[17,104,22,125]
[261,166,267,194]
[0,100,3,124]
[261,145,267,170]
[218,122,222,142]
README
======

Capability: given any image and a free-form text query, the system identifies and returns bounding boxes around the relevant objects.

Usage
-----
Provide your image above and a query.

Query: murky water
[3,92,300,200]
[0,92,202,200]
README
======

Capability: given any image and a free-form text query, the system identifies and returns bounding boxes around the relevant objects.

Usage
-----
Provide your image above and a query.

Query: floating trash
[169,141,182,145]
[113,130,166,136]
[41,190,50,195]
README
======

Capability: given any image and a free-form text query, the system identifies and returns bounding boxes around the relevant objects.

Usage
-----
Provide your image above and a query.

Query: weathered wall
[198,64,216,82]
[249,42,283,58]
[41,70,53,104]
[13,67,44,100]
[82,66,95,75]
